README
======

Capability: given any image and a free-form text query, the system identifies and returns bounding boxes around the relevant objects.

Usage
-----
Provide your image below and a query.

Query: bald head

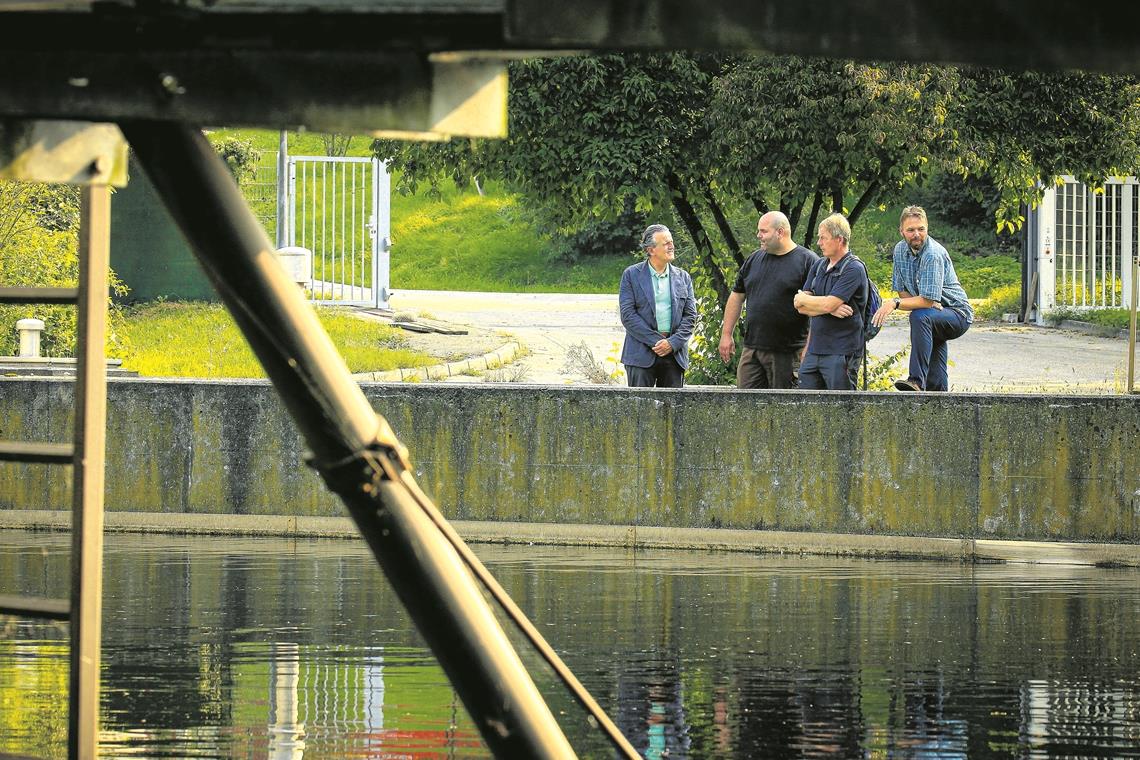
[757,211,794,255]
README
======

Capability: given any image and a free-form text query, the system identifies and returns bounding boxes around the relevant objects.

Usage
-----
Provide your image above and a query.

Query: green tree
[949,69,1140,231]
[707,57,959,243]
[374,54,1140,383]
[0,179,127,357]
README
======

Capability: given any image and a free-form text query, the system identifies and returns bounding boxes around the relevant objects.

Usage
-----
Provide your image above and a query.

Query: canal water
[1,530,1138,758]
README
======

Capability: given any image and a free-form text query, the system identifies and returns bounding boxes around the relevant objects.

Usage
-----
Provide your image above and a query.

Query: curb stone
[352,341,522,382]
[1058,319,1137,341]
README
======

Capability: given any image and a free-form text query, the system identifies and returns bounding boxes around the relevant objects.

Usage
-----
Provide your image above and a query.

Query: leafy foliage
[1043,305,1136,330]
[374,54,1139,384]
[0,180,128,357]
[949,69,1140,231]
[708,57,958,236]
[208,136,260,185]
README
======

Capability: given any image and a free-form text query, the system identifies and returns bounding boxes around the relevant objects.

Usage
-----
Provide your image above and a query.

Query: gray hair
[640,224,671,251]
[761,211,791,236]
[900,205,928,226]
[819,212,851,243]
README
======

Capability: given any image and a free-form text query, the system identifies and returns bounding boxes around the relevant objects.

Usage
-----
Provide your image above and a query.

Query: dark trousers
[908,307,970,391]
[737,347,800,389]
[799,352,860,391]
[625,355,685,388]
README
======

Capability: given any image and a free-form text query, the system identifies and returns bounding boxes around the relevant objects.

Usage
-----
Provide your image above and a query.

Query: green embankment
[216,129,1020,298]
[100,130,1024,377]
[117,302,433,378]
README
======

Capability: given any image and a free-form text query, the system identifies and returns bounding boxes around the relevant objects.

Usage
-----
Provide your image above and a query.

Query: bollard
[16,318,45,357]
[273,246,312,289]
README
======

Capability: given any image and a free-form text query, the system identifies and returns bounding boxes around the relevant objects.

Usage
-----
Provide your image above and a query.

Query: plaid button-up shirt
[891,236,973,323]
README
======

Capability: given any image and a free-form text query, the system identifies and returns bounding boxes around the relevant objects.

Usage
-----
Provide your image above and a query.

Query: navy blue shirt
[802,253,869,356]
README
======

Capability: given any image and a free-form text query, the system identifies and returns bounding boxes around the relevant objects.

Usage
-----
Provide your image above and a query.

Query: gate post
[373,158,392,309]
[1033,183,1057,323]
[1124,182,1135,310]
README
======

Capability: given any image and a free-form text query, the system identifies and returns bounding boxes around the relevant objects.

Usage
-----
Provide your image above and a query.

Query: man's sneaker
[893,378,922,392]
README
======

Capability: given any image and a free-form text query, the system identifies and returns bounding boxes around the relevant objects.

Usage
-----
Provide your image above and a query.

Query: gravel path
[377,289,1135,392]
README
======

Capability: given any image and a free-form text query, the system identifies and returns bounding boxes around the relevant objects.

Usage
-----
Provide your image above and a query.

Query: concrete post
[273,246,312,289]
[16,318,44,357]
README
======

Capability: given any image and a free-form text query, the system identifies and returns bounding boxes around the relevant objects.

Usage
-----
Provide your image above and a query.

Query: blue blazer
[618,260,697,370]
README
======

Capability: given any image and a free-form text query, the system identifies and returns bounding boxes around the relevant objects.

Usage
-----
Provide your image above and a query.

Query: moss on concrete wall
[2,379,1138,542]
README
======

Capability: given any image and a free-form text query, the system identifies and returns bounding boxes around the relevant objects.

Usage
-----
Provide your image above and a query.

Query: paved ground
[381,289,1136,392]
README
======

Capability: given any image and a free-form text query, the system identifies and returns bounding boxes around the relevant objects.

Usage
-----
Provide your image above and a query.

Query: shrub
[0,205,129,358]
[976,283,1022,321]
[1044,306,1134,330]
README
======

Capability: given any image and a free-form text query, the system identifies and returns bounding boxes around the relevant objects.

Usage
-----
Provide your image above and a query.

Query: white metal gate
[285,156,391,308]
[1030,177,1138,321]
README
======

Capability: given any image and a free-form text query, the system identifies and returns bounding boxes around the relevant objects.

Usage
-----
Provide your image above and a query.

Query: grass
[117,302,435,378]
[212,129,1024,303]
[389,191,633,292]
[214,127,636,294]
[1044,306,1138,330]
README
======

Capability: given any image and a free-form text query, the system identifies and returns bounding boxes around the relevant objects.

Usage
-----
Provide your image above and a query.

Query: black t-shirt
[732,245,820,352]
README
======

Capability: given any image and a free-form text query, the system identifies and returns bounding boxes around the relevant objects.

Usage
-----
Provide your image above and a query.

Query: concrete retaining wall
[2,378,1138,543]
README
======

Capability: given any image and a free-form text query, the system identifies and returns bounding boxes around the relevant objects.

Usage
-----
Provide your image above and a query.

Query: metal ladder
[0,186,111,759]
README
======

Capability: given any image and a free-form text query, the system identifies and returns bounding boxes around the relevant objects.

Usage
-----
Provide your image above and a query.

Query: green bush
[1044,306,1134,329]
[976,283,1022,321]
[0,187,129,357]
[953,255,1021,298]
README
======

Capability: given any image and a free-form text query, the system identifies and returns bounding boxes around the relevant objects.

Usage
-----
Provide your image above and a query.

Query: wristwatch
[893,297,901,309]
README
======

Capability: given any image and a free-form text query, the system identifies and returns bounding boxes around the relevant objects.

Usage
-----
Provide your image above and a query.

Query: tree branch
[786,195,806,236]
[701,185,743,268]
[831,188,844,214]
[666,173,731,310]
[803,190,824,247]
[848,179,882,227]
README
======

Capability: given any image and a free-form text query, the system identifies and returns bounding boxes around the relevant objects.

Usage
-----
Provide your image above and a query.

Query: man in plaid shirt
[870,206,973,391]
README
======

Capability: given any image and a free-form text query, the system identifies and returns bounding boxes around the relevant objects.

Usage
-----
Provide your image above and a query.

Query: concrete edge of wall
[351,341,522,382]
[5,510,1138,568]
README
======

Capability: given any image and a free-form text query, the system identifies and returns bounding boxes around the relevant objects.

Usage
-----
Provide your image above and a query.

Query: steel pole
[120,121,577,759]
[276,130,288,248]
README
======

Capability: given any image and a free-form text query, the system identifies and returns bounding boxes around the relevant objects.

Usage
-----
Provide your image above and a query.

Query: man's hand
[652,338,674,357]
[718,334,735,363]
[832,303,853,319]
[872,300,895,328]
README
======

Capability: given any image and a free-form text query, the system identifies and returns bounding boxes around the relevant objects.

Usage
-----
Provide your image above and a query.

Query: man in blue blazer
[619,224,697,387]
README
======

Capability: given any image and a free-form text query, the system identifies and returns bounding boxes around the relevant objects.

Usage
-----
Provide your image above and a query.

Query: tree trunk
[831,188,844,214]
[803,190,824,247]
[751,196,770,217]
[786,195,806,236]
[702,186,744,268]
[666,173,731,310]
[848,179,882,227]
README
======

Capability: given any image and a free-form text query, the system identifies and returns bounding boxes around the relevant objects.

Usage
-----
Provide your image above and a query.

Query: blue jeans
[908,307,970,391]
[799,352,860,391]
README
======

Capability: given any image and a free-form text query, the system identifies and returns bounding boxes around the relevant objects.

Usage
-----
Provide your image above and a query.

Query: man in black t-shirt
[718,211,820,388]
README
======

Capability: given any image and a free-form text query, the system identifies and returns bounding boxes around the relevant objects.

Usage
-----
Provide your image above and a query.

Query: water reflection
[1,532,1138,758]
